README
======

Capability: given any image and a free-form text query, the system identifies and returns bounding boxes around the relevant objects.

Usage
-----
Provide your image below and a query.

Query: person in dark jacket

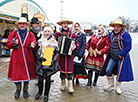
[99,18,134,95]
[30,17,41,41]
[34,26,59,102]
[30,17,43,85]
[73,22,88,85]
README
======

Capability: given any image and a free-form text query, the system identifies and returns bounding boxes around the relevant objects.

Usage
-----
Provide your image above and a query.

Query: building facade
[0,0,49,37]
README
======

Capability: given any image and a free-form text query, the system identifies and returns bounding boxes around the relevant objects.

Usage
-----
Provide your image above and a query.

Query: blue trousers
[106,58,121,77]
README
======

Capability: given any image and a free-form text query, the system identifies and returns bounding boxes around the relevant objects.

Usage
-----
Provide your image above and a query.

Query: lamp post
[60,0,63,19]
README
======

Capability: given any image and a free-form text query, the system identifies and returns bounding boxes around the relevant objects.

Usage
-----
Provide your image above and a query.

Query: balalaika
[58,36,76,56]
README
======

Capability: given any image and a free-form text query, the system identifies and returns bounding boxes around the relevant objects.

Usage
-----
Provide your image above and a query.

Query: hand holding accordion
[71,44,76,51]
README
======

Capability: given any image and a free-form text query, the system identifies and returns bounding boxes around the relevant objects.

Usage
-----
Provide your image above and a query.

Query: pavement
[0,33,138,102]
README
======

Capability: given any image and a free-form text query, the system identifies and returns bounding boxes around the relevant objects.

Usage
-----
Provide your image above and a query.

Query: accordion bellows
[59,36,75,56]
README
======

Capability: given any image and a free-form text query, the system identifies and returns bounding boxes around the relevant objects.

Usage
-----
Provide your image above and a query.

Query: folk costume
[85,24,110,86]
[34,27,59,102]
[73,23,88,85]
[54,18,79,93]
[99,19,134,95]
[6,17,36,99]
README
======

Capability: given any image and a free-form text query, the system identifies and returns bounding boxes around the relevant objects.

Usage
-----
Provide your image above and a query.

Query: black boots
[76,79,79,85]
[86,70,93,86]
[44,77,51,102]
[14,82,29,99]
[35,78,44,100]
[93,72,99,86]
[44,95,48,102]
[73,78,79,85]
[35,76,51,102]
[35,93,42,100]
[23,90,29,98]
[14,83,21,99]
[93,81,97,86]
[86,70,99,86]
[14,90,21,99]
[23,82,29,98]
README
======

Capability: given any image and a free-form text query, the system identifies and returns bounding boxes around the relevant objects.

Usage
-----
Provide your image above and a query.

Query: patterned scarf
[60,28,72,37]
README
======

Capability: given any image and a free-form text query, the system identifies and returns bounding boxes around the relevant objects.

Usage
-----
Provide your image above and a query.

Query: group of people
[6,15,134,102]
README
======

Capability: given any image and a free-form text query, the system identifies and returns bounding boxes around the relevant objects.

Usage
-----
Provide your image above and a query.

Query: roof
[0,0,49,22]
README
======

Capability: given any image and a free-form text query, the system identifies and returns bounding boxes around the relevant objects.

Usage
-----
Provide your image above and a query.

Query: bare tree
[119,16,133,31]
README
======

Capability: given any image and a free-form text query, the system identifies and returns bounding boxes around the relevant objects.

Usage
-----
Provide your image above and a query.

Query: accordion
[58,36,76,56]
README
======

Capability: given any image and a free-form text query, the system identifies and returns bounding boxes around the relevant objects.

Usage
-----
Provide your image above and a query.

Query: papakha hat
[31,17,40,24]
[57,18,73,25]
[15,17,30,25]
[109,19,126,27]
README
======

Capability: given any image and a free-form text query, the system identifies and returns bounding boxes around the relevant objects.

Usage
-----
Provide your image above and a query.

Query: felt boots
[60,79,66,91]
[104,76,114,90]
[68,80,74,93]
[116,81,121,95]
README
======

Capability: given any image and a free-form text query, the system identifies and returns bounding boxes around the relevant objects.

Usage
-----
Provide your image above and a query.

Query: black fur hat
[31,17,40,24]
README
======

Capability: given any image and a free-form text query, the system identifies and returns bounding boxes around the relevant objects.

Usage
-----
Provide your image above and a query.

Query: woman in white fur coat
[34,27,59,102]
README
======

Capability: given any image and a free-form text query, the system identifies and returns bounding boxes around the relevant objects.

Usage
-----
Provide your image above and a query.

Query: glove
[78,56,82,60]
[39,57,46,62]
[12,38,19,49]
[49,60,55,67]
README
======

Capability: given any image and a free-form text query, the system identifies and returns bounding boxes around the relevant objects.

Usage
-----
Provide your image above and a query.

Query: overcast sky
[33,0,138,25]
[0,0,137,25]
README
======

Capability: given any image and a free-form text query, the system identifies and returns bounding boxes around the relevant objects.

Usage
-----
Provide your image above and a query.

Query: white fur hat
[43,27,52,33]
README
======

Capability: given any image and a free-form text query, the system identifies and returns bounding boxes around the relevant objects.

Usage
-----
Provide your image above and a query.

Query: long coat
[6,30,36,83]
[73,31,86,66]
[99,30,134,82]
[34,36,60,77]
[85,33,111,71]
[54,28,79,73]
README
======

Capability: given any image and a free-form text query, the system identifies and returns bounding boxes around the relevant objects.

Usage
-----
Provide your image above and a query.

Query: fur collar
[94,30,109,39]
[38,36,58,57]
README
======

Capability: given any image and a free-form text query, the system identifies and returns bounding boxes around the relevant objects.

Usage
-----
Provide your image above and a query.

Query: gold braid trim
[88,47,93,57]
[88,47,98,57]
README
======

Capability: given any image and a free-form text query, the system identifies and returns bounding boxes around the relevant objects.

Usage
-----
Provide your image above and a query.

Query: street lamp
[60,0,63,19]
